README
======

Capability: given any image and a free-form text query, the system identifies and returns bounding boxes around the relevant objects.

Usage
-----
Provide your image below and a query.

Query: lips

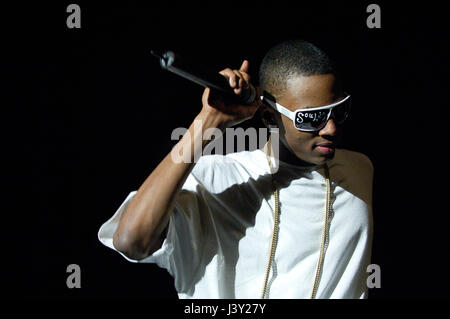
[316,142,336,148]
[315,142,336,155]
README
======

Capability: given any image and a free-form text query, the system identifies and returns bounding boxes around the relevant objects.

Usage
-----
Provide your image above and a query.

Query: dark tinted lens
[332,99,351,124]
[294,109,330,131]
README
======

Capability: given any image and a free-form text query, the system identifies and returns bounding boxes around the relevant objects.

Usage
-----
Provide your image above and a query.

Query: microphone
[151,50,257,104]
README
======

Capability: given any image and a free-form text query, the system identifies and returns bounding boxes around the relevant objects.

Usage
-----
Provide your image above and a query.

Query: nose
[319,118,338,136]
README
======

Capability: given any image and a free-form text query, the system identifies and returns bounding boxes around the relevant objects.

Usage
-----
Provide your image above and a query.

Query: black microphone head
[150,50,175,70]
[161,51,175,69]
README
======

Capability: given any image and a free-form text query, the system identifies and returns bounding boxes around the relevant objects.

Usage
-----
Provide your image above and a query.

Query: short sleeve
[97,171,213,291]
[97,191,173,270]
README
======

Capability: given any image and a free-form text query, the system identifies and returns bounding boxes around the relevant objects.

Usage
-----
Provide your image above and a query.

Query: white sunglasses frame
[261,94,351,132]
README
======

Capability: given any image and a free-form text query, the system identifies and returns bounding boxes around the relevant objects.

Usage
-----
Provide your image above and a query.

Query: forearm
[113,110,224,260]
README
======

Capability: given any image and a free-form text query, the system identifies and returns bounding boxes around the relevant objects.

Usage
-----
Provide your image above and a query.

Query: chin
[314,153,335,165]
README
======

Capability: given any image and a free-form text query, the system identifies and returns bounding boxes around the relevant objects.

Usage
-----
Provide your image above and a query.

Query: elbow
[113,228,150,261]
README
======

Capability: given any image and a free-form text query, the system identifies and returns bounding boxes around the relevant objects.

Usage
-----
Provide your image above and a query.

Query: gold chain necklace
[261,148,332,299]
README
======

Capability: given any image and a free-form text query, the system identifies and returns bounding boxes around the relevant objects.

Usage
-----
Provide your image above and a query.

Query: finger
[239,60,250,73]
[230,73,238,88]
[219,67,233,78]
[240,71,250,85]
[219,68,238,88]
[233,70,244,90]
[236,63,251,89]
[202,87,210,103]
[234,70,250,88]
[232,70,249,94]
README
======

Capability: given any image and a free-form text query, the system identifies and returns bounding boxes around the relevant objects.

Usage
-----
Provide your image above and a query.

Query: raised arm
[113,61,260,260]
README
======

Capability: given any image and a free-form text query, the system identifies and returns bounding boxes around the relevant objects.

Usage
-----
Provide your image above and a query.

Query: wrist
[171,112,225,164]
[196,109,228,132]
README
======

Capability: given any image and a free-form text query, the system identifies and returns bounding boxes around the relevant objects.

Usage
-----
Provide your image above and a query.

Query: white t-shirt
[98,148,374,299]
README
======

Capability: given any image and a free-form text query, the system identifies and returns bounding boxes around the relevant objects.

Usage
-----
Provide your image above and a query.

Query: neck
[268,135,317,168]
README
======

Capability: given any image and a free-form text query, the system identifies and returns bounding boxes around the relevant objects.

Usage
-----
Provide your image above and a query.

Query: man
[98,40,374,298]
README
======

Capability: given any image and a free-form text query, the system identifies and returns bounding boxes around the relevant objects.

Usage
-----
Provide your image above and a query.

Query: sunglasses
[262,94,351,132]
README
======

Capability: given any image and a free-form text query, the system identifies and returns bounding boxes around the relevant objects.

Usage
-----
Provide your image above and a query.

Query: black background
[2,1,449,300]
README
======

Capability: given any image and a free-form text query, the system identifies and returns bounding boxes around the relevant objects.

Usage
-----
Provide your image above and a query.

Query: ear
[260,104,278,128]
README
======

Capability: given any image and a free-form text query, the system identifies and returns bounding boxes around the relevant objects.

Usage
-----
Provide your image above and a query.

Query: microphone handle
[152,50,256,104]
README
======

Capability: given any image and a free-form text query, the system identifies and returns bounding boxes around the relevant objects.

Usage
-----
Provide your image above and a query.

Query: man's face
[273,74,345,165]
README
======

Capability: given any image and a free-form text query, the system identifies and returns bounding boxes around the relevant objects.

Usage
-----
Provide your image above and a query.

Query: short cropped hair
[259,39,335,99]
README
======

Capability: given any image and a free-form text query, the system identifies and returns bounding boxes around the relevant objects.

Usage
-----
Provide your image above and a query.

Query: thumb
[239,60,250,73]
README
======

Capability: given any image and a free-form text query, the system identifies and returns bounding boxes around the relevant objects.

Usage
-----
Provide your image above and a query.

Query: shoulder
[333,149,374,176]
[330,149,374,206]
[188,150,268,193]
[194,149,268,173]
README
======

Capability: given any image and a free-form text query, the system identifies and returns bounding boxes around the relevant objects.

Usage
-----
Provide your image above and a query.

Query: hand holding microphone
[218,60,256,103]
[152,50,261,128]
[203,60,260,128]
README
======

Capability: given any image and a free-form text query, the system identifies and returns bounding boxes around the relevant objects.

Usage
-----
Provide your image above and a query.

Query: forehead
[279,74,342,111]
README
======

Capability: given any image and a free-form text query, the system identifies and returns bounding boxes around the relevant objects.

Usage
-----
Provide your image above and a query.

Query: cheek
[290,133,315,150]
[281,119,315,150]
